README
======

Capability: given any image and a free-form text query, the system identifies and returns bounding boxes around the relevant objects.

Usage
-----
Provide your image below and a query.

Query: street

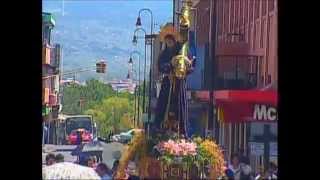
[42,142,124,168]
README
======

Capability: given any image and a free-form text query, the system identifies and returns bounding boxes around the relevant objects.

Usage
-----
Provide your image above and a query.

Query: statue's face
[165,37,175,48]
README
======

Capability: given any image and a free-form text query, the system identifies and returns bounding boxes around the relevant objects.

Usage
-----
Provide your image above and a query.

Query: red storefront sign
[217,101,277,123]
[195,90,278,123]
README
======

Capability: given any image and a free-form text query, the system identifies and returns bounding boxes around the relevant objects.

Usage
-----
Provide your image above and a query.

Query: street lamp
[136,16,142,26]
[129,51,142,127]
[132,28,148,116]
[136,8,154,133]
[132,35,138,45]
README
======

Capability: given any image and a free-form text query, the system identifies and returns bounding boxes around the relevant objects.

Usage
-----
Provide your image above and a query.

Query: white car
[113,129,135,143]
[111,135,121,142]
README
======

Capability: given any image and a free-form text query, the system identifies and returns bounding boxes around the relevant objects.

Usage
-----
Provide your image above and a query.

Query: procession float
[115,0,225,179]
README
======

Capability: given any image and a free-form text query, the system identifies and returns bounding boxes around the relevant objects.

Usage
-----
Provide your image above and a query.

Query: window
[224,0,230,34]
[249,0,254,23]
[262,0,267,16]
[239,0,243,28]
[235,0,239,31]
[254,0,260,19]
[270,123,278,136]
[218,1,224,35]
[255,22,260,49]
[230,0,234,33]
[250,122,264,136]
[239,124,242,150]
[66,117,92,135]
[244,0,248,26]
[268,0,275,12]
[260,20,265,48]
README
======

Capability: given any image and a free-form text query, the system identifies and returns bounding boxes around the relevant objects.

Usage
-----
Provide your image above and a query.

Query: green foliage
[61,79,115,115]
[62,79,138,137]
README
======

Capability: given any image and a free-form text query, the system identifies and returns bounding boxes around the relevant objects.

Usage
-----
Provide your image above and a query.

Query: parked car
[112,129,135,143]
[111,134,121,142]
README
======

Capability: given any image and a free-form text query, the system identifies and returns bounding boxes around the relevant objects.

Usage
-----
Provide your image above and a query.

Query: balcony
[43,88,50,105]
[51,44,61,72]
[49,94,58,106]
[42,44,51,65]
[215,56,260,90]
[216,73,257,90]
[43,44,61,72]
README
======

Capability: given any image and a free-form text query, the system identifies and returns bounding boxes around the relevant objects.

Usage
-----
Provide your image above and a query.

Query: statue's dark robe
[153,42,196,137]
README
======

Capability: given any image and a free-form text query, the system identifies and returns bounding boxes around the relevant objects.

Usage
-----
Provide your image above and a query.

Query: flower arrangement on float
[155,139,197,165]
[153,136,225,178]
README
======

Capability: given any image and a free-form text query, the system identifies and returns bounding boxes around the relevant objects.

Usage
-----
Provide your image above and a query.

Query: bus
[57,114,97,145]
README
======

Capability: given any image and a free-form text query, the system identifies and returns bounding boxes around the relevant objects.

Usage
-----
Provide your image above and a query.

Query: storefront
[195,89,277,172]
[214,89,277,172]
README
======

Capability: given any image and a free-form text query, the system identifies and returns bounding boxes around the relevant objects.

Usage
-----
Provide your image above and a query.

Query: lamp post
[136,8,154,133]
[132,28,148,116]
[129,51,142,127]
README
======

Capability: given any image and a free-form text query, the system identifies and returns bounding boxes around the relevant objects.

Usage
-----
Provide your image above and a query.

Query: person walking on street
[239,157,253,180]
[95,163,113,180]
[112,159,120,177]
[43,124,48,144]
[45,153,56,166]
[55,153,64,163]
[264,162,277,179]
[76,130,83,145]
[126,161,140,180]
[254,166,265,180]
[228,153,242,180]
[86,156,97,168]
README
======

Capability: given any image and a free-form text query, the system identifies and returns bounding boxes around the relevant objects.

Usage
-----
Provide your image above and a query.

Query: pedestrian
[264,162,277,179]
[76,130,83,145]
[86,156,97,168]
[126,161,139,180]
[239,157,253,180]
[254,166,265,180]
[228,153,241,180]
[112,159,120,176]
[45,153,56,166]
[95,163,113,180]
[43,124,48,144]
[225,168,234,179]
[55,153,64,163]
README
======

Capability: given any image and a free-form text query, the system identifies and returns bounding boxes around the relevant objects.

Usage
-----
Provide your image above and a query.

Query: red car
[68,129,93,145]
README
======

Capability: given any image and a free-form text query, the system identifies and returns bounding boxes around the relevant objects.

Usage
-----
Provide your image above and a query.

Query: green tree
[62,79,115,114]
[85,96,135,137]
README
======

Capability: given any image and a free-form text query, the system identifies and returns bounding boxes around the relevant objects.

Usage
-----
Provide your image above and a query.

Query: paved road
[42,142,125,168]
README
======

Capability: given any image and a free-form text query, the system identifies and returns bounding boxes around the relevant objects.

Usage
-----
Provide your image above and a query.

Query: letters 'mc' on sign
[253,104,277,121]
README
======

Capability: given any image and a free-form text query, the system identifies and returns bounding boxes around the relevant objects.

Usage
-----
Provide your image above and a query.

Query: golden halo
[159,23,181,42]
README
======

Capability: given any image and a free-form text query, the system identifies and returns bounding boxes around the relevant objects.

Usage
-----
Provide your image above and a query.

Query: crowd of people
[224,153,278,180]
[44,153,140,180]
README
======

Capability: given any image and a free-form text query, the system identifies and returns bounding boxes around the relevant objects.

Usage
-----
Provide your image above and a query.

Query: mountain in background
[43,0,172,82]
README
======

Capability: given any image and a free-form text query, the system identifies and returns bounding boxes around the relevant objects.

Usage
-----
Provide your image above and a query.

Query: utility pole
[208,0,218,140]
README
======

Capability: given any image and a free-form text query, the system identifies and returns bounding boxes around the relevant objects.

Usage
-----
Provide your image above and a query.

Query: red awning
[214,90,277,106]
[194,90,278,123]
[215,90,278,123]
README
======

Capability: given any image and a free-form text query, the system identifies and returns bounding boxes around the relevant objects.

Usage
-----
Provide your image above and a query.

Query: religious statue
[153,12,196,137]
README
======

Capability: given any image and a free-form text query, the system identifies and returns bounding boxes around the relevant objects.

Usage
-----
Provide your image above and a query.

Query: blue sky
[42,0,173,81]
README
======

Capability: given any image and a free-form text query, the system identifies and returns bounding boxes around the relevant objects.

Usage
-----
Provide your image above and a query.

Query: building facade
[169,1,277,171]
[180,0,278,171]
[42,12,62,144]
[190,0,278,171]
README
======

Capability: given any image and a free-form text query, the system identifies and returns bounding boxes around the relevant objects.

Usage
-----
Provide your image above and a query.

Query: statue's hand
[185,56,192,66]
